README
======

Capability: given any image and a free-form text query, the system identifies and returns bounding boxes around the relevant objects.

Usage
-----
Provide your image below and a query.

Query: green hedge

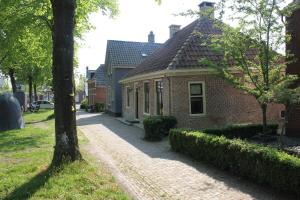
[95,102,105,112]
[80,98,88,110]
[143,116,177,141]
[204,124,278,139]
[169,129,300,196]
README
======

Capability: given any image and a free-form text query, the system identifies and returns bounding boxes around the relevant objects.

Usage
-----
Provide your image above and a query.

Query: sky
[77,0,207,74]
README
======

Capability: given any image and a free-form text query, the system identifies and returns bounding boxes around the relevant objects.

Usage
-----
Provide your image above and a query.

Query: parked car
[33,100,54,109]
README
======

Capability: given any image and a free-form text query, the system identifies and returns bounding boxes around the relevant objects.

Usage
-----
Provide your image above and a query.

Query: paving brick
[77,112,294,200]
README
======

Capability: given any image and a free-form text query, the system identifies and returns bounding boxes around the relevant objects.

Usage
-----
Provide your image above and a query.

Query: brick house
[120,2,284,129]
[104,33,162,116]
[87,64,107,106]
[286,0,300,137]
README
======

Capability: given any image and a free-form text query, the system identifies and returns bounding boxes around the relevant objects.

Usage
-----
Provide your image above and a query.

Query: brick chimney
[148,31,155,43]
[86,66,89,79]
[169,25,181,38]
[286,1,300,137]
[199,1,215,19]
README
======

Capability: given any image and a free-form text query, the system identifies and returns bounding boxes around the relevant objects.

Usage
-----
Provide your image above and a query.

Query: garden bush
[80,98,88,110]
[204,124,278,139]
[143,116,177,141]
[95,102,105,112]
[169,129,300,196]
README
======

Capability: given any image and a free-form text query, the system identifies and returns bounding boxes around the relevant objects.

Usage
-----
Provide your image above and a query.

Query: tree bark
[34,83,38,101]
[8,68,17,93]
[51,0,81,166]
[28,76,33,105]
[261,103,268,134]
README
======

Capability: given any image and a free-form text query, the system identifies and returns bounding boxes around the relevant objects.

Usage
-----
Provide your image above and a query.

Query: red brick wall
[286,7,300,137]
[88,80,106,106]
[95,86,106,104]
[88,81,95,106]
[122,74,284,130]
[170,75,284,129]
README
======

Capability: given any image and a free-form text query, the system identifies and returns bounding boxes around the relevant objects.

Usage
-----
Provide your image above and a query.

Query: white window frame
[143,81,150,115]
[125,86,131,108]
[188,81,206,116]
[154,79,163,115]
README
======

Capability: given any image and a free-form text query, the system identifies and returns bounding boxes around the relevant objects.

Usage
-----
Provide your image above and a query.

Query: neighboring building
[120,2,284,129]
[75,91,85,103]
[104,32,162,116]
[87,64,107,106]
[85,66,96,103]
[286,0,300,137]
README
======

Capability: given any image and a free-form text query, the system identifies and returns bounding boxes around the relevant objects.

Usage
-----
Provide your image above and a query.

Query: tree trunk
[51,0,81,166]
[34,83,38,101]
[28,76,33,105]
[8,68,17,94]
[261,103,268,134]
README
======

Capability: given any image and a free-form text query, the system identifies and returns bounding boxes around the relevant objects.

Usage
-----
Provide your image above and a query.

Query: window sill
[189,113,206,117]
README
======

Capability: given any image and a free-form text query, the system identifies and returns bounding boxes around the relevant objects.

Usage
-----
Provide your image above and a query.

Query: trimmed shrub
[204,124,278,139]
[95,102,105,112]
[80,98,88,110]
[169,129,300,196]
[143,116,177,141]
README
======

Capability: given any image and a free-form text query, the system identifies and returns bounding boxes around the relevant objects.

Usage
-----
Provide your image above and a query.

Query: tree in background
[75,73,85,95]
[201,0,300,134]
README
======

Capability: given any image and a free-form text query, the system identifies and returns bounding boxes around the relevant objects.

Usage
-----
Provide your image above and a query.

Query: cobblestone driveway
[77,111,293,200]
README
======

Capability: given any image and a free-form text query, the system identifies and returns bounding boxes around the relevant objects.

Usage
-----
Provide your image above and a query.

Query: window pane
[190,83,202,95]
[144,83,149,113]
[156,81,163,115]
[191,97,203,114]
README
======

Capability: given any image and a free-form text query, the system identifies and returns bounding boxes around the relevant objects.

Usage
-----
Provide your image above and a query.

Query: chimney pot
[199,1,215,19]
[169,25,181,38]
[148,31,155,43]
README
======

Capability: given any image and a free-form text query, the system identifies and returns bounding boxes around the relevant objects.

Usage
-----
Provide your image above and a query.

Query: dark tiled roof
[94,64,107,86]
[86,70,96,80]
[124,18,225,78]
[105,40,162,67]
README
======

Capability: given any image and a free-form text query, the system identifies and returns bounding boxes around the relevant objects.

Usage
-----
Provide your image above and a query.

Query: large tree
[0,0,118,165]
[49,0,118,165]
[201,0,299,134]
[50,0,81,164]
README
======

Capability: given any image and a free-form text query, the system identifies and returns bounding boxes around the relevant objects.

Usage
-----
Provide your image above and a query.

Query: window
[156,81,163,115]
[280,110,285,119]
[144,82,150,114]
[126,87,130,107]
[189,82,205,115]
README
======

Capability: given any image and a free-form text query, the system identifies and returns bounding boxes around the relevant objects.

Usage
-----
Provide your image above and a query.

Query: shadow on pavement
[76,111,296,200]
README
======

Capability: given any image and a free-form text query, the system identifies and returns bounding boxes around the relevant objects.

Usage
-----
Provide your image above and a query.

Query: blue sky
[77,0,204,74]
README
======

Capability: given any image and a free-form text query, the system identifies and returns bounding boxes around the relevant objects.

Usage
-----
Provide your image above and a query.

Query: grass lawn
[0,110,130,200]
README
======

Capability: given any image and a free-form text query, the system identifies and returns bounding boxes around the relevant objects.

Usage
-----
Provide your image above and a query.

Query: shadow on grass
[3,164,62,200]
[25,113,55,125]
[0,135,42,152]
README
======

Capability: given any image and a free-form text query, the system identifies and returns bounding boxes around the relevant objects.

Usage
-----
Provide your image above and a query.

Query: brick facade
[88,80,106,106]
[286,6,300,137]
[122,74,284,129]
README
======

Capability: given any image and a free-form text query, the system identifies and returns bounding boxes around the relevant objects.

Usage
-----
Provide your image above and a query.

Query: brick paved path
[77,111,293,200]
